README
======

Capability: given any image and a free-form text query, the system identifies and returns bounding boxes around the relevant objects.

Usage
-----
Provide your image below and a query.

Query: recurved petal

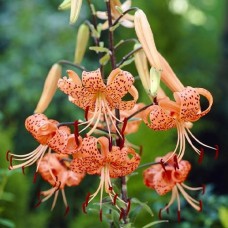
[106,69,134,100]
[143,105,175,131]
[174,86,201,122]
[82,69,106,92]
[171,160,191,183]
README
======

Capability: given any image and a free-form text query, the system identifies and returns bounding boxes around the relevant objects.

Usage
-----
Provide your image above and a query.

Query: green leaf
[219,206,228,228]
[0,218,15,228]
[131,198,153,217]
[142,220,169,228]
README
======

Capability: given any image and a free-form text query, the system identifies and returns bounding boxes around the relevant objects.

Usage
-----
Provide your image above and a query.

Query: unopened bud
[58,0,71,10]
[74,24,90,64]
[134,43,150,95]
[149,67,161,98]
[70,0,82,24]
[134,10,161,69]
[34,64,62,113]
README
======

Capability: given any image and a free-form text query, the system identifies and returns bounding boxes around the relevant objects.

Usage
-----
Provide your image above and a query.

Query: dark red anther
[113,194,118,205]
[85,192,91,207]
[9,155,13,167]
[173,155,179,170]
[177,210,181,223]
[126,199,131,215]
[21,166,25,175]
[214,145,219,160]
[121,118,128,135]
[119,134,125,150]
[158,208,162,220]
[33,172,38,183]
[165,204,169,214]
[99,209,102,222]
[139,145,143,156]
[6,150,10,161]
[85,106,89,121]
[53,176,59,187]
[198,148,204,164]
[199,200,203,212]
[202,184,206,195]
[54,181,61,192]
[160,159,167,172]
[119,208,124,221]
[108,137,113,152]
[82,202,87,214]
[64,206,70,217]
[109,186,113,191]
[74,120,79,146]
[34,200,42,208]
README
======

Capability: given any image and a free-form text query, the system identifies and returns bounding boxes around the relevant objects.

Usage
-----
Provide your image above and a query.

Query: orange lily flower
[96,0,134,30]
[8,114,81,170]
[143,152,204,220]
[70,136,140,211]
[58,68,138,137]
[37,153,85,211]
[143,86,216,160]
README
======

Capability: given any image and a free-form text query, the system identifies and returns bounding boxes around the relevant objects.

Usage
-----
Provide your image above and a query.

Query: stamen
[158,208,162,220]
[82,202,87,214]
[9,155,13,168]
[99,209,102,222]
[215,145,219,159]
[6,150,10,161]
[126,199,131,215]
[74,120,79,146]
[113,194,118,205]
[160,159,167,172]
[108,137,113,152]
[21,166,25,175]
[85,192,91,207]
[121,118,128,135]
[85,106,90,121]
[177,210,181,223]
[33,172,38,183]
[119,208,124,221]
[173,155,179,170]
[64,206,70,217]
[34,200,42,208]
[199,200,203,212]
[198,148,204,164]
[109,186,113,191]
[202,184,206,195]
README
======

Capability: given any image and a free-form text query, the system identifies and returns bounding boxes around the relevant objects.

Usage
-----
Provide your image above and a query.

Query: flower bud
[34,64,62,113]
[149,67,161,98]
[69,0,82,24]
[74,24,90,64]
[58,0,71,10]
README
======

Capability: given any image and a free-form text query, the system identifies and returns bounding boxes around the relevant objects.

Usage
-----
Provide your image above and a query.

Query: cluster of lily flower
[7,0,218,223]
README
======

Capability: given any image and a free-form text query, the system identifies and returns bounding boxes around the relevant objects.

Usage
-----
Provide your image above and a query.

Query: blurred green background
[0,0,228,227]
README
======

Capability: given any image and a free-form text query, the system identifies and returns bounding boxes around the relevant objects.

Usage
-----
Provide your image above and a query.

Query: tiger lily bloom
[143,152,204,221]
[143,86,216,161]
[58,68,138,138]
[96,0,134,30]
[37,153,85,211]
[70,136,140,211]
[8,114,81,171]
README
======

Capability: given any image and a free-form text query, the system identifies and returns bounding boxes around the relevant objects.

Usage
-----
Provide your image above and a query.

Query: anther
[33,172,38,183]
[177,210,181,223]
[214,145,219,160]
[119,208,124,221]
[113,194,118,205]
[160,159,167,172]
[121,118,128,135]
[85,106,89,121]
[21,166,25,175]
[64,206,70,217]
[108,137,113,152]
[202,184,206,195]
[109,186,113,191]
[198,148,204,164]
[85,192,91,207]
[74,120,79,146]
[173,155,179,170]
[34,200,42,208]
[6,150,10,161]
[199,200,203,212]
[126,199,131,215]
[9,155,13,167]
[158,208,162,220]
[99,209,102,222]
[82,202,87,214]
